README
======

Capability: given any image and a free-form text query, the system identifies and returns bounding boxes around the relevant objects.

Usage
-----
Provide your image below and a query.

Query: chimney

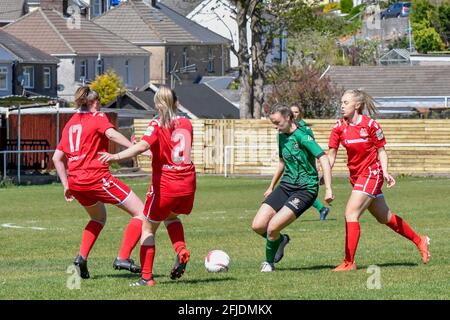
[40,0,69,15]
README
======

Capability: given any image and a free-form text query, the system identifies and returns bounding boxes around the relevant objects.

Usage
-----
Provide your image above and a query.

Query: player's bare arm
[318,153,334,204]
[327,148,337,169]
[52,149,74,202]
[264,159,285,198]
[377,147,396,188]
[98,140,150,163]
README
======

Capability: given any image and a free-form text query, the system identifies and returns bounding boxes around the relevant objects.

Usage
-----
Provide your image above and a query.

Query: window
[95,58,104,76]
[182,47,188,68]
[207,47,214,73]
[23,66,34,89]
[125,60,130,85]
[91,0,109,17]
[0,67,7,90]
[43,67,51,89]
[80,60,88,80]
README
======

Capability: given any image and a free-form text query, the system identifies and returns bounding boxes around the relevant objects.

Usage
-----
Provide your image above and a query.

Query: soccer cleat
[417,236,431,264]
[260,261,275,272]
[319,207,330,221]
[332,261,357,272]
[129,277,155,287]
[113,258,141,273]
[170,248,190,280]
[73,255,90,279]
[274,234,290,263]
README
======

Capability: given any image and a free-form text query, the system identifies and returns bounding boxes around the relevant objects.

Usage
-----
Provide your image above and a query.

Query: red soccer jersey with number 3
[328,115,386,180]
[57,111,114,189]
[141,117,196,196]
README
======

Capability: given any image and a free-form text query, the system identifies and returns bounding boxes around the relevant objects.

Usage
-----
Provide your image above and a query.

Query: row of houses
[0,0,235,101]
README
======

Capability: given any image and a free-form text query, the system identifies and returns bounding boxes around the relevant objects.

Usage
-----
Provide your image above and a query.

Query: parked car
[380,2,411,19]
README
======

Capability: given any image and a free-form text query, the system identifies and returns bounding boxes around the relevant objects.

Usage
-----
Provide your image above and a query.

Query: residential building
[0,29,59,97]
[0,0,28,27]
[94,0,231,85]
[3,3,150,101]
[186,0,287,69]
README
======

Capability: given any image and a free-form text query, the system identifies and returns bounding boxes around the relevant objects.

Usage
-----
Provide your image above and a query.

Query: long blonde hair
[74,86,99,110]
[154,86,178,128]
[345,89,378,116]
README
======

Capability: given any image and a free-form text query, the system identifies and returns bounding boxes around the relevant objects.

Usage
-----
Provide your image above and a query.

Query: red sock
[118,218,143,260]
[79,220,104,259]
[140,245,155,280]
[386,214,421,246]
[345,222,360,263]
[166,221,186,255]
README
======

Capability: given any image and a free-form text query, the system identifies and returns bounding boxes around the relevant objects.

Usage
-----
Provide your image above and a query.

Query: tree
[90,70,126,106]
[228,0,257,119]
[413,23,445,53]
[267,65,342,119]
[340,0,353,14]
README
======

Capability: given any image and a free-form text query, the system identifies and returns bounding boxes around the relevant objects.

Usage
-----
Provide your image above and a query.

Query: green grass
[0,176,449,300]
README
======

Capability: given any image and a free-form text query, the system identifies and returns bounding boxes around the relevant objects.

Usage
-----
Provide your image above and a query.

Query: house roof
[108,83,239,119]
[3,8,149,56]
[0,29,59,64]
[93,0,231,45]
[327,66,450,97]
[0,0,26,23]
[159,0,204,16]
[143,83,239,118]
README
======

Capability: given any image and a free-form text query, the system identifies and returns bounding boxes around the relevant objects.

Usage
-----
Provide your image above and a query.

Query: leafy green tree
[90,70,126,106]
[413,24,445,53]
[340,0,354,14]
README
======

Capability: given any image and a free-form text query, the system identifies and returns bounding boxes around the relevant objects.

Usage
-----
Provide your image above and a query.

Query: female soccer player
[52,86,146,279]
[252,104,334,272]
[99,86,196,286]
[328,89,431,271]
[290,104,330,221]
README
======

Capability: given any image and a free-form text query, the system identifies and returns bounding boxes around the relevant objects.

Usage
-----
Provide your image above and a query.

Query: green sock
[312,198,324,213]
[265,236,282,263]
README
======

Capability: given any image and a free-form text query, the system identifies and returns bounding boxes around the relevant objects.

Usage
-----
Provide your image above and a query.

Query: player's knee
[345,211,359,222]
[141,233,155,246]
[251,222,265,235]
[266,226,280,240]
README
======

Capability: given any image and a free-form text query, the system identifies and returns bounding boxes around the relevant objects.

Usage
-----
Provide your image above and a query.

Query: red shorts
[143,186,195,222]
[70,175,132,207]
[351,163,384,198]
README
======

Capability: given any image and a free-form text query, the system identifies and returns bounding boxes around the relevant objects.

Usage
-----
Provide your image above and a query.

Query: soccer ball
[204,250,230,272]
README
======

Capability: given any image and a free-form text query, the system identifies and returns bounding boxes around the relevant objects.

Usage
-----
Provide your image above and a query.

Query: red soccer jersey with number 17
[57,111,114,190]
[328,115,386,181]
[141,117,196,196]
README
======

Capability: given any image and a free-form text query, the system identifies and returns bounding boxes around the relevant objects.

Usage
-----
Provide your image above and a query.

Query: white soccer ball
[204,250,230,272]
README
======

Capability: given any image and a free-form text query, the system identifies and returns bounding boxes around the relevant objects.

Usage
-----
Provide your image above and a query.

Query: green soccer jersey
[297,119,314,139]
[278,126,325,193]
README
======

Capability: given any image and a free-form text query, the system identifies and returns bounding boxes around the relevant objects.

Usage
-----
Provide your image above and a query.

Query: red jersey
[328,115,386,179]
[141,117,196,196]
[57,111,114,190]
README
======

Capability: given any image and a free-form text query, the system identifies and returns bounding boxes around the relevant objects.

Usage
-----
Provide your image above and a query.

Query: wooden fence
[134,119,450,176]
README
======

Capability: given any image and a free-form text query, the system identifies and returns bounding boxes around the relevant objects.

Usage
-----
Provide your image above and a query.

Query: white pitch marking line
[1,223,46,230]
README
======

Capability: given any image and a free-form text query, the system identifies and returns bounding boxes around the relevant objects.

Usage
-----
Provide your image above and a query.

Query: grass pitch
[0,176,449,300]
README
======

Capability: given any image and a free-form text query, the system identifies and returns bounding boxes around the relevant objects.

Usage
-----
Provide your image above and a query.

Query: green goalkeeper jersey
[278,125,325,194]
